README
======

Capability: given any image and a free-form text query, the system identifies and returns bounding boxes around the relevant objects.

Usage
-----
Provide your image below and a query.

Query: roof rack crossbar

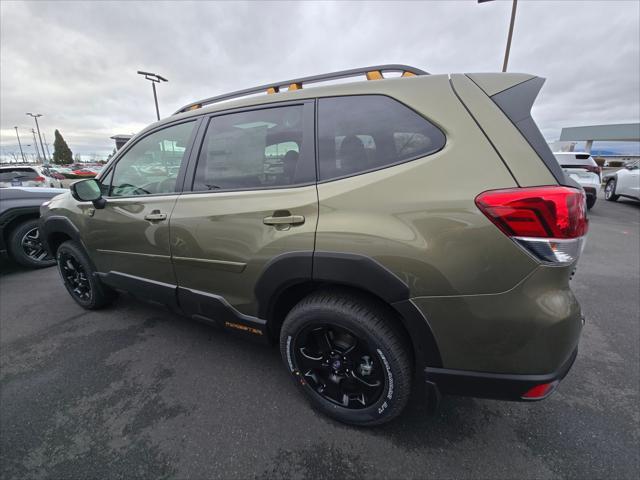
[173,64,428,115]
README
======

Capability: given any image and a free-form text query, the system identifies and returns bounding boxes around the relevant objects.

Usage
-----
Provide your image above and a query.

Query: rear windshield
[0,168,38,181]
[554,154,596,167]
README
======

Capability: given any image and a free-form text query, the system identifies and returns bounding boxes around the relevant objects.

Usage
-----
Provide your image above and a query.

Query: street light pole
[31,129,41,163]
[137,71,168,121]
[478,0,518,72]
[42,132,52,160]
[14,126,26,163]
[26,113,48,164]
[502,0,518,72]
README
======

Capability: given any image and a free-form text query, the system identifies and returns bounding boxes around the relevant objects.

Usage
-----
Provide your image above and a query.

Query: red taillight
[476,186,588,265]
[34,176,45,182]
[475,186,588,239]
[522,381,558,400]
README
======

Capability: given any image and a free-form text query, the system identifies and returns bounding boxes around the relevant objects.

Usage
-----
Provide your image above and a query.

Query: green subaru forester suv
[41,65,587,426]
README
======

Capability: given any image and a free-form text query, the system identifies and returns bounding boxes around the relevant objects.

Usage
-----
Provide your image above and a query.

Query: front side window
[193,105,313,191]
[109,121,195,197]
[318,95,446,181]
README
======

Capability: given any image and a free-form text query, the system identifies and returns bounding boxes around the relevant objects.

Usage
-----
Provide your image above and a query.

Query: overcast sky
[1,0,639,159]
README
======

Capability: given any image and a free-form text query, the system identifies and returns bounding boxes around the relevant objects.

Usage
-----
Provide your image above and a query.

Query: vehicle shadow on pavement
[0,257,28,276]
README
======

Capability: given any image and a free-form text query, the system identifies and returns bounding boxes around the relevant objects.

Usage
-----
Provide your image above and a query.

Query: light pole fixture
[137,70,168,121]
[26,113,48,164]
[14,126,26,163]
[478,0,518,72]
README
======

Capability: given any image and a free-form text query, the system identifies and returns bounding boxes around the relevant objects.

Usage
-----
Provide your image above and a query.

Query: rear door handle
[263,214,305,226]
[144,211,167,222]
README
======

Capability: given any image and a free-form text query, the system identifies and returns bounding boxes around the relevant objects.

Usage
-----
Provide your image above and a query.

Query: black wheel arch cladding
[254,251,443,368]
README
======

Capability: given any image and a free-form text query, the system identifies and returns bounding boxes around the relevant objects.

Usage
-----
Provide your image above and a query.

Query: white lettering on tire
[286,335,294,371]
[377,348,394,405]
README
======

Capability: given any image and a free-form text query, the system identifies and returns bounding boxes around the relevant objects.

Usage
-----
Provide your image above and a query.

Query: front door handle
[263,214,305,226]
[144,210,167,222]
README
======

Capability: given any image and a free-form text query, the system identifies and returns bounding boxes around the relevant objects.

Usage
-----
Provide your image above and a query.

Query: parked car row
[552,153,639,209]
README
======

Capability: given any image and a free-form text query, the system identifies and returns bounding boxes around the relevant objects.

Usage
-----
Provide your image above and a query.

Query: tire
[280,290,412,426]
[605,178,619,202]
[56,240,116,309]
[7,218,56,268]
[586,195,596,210]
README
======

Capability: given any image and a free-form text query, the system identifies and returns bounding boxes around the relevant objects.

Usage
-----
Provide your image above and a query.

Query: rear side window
[193,104,314,191]
[318,95,445,181]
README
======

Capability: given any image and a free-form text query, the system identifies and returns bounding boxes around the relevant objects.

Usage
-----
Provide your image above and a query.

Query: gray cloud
[1,0,638,159]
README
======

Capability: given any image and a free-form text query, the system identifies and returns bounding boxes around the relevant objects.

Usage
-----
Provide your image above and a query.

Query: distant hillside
[591,149,640,156]
[591,149,625,156]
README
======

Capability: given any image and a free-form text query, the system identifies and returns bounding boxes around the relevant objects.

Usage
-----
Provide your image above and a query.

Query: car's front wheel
[605,178,619,201]
[7,219,56,268]
[56,241,115,309]
[280,290,412,426]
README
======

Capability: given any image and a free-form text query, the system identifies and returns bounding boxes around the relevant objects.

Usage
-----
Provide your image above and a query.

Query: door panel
[83,119,198,288]
[170,186,317,316]
[171,101,317,317]
[618,169,639,198]
[83,195,179,285]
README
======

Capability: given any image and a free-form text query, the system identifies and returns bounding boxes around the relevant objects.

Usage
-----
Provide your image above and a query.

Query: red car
[72,169,96,177]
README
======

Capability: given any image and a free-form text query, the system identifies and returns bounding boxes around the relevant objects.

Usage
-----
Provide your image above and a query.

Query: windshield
[0,168,38,181]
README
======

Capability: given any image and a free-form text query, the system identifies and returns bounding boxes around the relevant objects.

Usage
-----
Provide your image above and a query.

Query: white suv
[0,165,64,189]
[553,152,601,209]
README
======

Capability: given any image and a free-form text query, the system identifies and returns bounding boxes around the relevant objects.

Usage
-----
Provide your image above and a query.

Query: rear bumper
[425,346,578,401]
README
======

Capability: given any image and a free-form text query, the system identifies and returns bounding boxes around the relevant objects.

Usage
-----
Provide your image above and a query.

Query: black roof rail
[173,64,428,115]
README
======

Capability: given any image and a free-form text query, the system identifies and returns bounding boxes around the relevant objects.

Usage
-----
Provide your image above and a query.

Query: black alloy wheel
[20,227,49,263]
[281,290,412,426]
[58,250,92,303]
[293,324,385,409]
[7,219,56,268]
[55,241,116,310]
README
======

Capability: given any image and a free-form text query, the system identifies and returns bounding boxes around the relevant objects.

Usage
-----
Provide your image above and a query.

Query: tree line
[52,130,73,165]
[3,130,118,165]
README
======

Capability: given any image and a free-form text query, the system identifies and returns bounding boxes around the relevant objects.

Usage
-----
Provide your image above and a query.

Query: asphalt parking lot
[1,193,638,480]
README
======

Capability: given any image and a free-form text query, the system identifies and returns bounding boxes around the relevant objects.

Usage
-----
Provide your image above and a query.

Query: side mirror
[70,179,107,209]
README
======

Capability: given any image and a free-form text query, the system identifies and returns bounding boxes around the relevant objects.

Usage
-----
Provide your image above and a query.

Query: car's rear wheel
[7,219,56,268]
[280,290,412,426]
[605,178,619,201]
[586,195,596,210]
[56,241,115,309]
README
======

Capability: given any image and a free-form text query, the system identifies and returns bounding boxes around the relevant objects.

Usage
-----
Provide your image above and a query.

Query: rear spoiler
[468,73,568,186]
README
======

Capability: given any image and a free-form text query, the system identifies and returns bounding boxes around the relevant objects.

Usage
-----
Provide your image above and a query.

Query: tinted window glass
[109,121,195,197]
[193,105,312,191]
[0,167,38,181]
[318,95,445,180]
